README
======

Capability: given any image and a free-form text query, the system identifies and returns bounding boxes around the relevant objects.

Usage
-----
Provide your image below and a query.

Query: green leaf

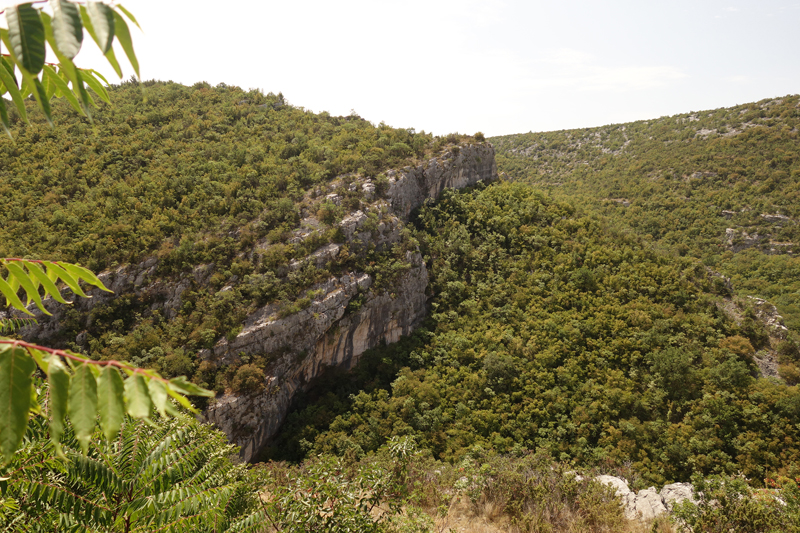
[0,95,11,140]
[104,46,123,79]
[50,0,83,59]
[26,261,71,305]
[42,67,57,99]
[88,68,110,86]
[81,3,115,54]
[41,13,92,119]
[30,77,53,126]
[0,56,28,123]
[68,363,98,454]
[112,11,139,79]
[4,261,50,315]
[58,262,112,292]
[168,376,214,397]
[124,373,152,419]
[116,4,142,30]
[80,69,111,105]
[0,345,36,462]
[147,378,169,418]
[0,272,31,315]
[48,356,70,454]
[43,261,89,298]
[97,366,124,442]
[43,66,83,115]
[166,386,198,414]
[5,3,46,75]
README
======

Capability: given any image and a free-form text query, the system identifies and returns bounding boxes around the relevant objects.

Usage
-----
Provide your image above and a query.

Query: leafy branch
[0,1,140,137]
[0,257,214,464]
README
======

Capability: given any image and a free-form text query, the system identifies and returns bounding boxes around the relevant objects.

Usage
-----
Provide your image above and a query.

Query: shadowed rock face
[206,143,498,461]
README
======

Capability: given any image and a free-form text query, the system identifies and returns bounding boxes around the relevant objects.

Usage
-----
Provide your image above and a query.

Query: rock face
[205,142,498,461]
[595,476,695,522]
[205,254,428,460]
[386,144,496,219]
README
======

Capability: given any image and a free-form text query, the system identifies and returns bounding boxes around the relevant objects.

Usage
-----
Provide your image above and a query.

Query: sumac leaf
[50,0,83,59]
[48,356,70,453]
[124,373,151,419]
[5,4,46,75]
[82,3,114,53]
[68,363,98,454]
[97,366,124,442]
[0,346,36,462]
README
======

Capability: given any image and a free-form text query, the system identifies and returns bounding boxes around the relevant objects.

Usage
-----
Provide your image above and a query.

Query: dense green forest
[272,182,800,487]
[3,80,800,530]
[490,96,800,340]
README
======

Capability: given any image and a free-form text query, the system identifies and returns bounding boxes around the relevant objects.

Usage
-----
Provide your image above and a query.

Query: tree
[0,2,212,465]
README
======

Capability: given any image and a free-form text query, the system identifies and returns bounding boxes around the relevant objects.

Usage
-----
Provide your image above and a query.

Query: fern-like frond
[0,316,36,334]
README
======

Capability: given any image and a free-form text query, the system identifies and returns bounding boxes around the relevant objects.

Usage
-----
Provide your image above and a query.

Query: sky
[3,0,800,136]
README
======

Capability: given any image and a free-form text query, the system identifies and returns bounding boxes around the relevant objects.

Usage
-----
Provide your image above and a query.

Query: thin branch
[0,338,171,385]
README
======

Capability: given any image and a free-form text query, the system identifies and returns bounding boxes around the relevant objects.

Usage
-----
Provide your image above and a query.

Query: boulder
[660,482,696,510]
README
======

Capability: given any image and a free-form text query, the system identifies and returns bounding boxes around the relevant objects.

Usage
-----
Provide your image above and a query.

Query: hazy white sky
[5,1,800,135]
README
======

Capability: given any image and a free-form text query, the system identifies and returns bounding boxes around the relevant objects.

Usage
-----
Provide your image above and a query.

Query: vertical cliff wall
[205,143,497,461]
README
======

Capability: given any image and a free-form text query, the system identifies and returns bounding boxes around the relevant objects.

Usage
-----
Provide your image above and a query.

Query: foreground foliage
[1,1,140,135]
[0,257,212,463]
[0,403,263,532]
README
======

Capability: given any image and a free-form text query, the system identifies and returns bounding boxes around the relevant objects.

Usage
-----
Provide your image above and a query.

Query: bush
[672,474,798,533]
[231,363,266,394]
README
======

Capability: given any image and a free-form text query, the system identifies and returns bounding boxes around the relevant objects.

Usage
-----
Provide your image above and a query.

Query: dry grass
[395,496,679,533]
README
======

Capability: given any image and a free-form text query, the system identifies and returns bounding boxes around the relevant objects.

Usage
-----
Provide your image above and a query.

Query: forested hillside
[271,181,800,488]
[0,80,458,270]
[1,81,475,396]
[4,80,800,530]
[490,96,800,342]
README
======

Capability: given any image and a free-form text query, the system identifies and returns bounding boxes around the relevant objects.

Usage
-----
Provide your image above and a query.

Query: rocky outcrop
[595,476,695,522]
[206,143,498,461]
[10,256,194,345]
[387,144,496,219]
[205,253,428,460]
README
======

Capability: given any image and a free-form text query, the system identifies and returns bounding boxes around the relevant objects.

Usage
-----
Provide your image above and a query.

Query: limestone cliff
[205,142,497,461]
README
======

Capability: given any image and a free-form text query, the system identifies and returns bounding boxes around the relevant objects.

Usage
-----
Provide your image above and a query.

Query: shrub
[231,363,266,394]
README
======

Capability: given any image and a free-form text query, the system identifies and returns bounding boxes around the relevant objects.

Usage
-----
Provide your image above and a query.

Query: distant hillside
[490,95,800,338]
[270,181,800,487]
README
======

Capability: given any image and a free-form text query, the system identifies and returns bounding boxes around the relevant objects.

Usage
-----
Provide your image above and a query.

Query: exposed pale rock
[387,143,497,219]
[660,482,696,510]
[205,253,429,460]
[624,487,667,521]
[595,475,631,497]
[761,213,792,224]
[340,210,368,240]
